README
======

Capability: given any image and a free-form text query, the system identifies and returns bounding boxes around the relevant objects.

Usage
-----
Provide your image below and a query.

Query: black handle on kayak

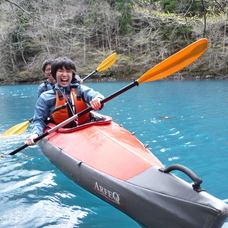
[159,164,205,192]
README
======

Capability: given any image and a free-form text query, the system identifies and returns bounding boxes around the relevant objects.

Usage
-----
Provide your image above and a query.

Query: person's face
[44,64,52,77]
[56,66,73,87]
[44,64,55,83]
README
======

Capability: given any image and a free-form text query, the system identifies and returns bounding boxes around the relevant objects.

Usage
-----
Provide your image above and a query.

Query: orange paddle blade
[137,38,208,84]
[96,53,117,72]
[2,120,30,136]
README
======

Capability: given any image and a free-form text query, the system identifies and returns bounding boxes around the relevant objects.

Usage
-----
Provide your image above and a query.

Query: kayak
[38,113,228,228]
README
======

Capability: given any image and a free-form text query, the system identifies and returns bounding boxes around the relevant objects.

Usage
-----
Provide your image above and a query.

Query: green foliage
[159,0,205,16]
[107,0,134,34]
[0,0,227,83]
[161,0,177,13]
[16,70,41,83]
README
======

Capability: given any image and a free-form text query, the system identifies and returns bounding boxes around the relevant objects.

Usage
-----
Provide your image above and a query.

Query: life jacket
[51,88,89,127]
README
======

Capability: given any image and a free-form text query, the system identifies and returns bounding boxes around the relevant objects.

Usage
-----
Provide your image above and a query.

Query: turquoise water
[1,80,228,227]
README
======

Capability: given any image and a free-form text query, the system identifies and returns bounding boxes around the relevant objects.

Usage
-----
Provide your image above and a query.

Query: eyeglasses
[45,68,51,72]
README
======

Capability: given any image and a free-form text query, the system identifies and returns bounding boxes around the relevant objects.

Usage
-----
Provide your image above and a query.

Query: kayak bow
[38,114,228,228]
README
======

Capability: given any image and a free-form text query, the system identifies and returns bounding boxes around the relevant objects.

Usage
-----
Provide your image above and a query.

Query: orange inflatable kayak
[38,113,228,228]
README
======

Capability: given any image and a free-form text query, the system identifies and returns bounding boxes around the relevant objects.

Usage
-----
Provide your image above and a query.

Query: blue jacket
[32,83,104,135]
[37,80,55,97]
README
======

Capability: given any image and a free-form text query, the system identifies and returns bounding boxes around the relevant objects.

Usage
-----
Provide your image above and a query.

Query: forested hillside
[0,0,227,84]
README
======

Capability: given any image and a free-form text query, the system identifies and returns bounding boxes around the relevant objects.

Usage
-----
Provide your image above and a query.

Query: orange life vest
[51,88,89,127]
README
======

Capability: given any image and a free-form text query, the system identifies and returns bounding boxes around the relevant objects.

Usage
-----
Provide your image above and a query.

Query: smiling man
[26,57,104,146]
[37,59,56,97]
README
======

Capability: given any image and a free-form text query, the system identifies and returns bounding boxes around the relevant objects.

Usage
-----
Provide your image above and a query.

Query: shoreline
[1,75,228,86]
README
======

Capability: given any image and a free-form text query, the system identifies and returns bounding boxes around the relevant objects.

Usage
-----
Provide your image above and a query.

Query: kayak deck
[45,117,163,181]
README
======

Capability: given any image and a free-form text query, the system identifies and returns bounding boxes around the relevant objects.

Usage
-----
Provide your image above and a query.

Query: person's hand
[90,98,102,111]
[25,133,39,146]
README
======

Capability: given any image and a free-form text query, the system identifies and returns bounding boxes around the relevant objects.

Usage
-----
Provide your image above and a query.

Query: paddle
[83,53,117,81]
[2,53,117,136]
[8,38,208,155]
[1,118,33,136]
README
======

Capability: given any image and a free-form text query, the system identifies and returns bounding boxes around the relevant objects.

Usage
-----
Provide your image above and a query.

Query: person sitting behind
[26,57,104,146]
[37,59,56,97]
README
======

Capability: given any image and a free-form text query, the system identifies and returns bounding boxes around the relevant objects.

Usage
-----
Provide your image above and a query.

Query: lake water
[0,80,228,227]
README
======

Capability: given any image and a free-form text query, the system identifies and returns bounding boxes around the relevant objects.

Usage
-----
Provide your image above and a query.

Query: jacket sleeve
[79,85,104,104]
[32,96,50,135]
[37,83,45,98]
